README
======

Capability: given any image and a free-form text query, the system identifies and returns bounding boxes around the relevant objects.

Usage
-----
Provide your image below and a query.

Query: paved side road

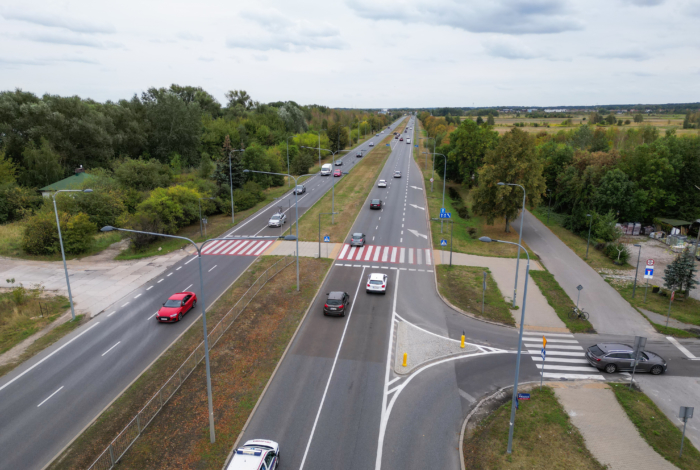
[518,210,657,337]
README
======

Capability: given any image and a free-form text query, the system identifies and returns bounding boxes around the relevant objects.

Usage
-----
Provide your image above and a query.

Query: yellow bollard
[461,334,465,348]
[402,352,407,367]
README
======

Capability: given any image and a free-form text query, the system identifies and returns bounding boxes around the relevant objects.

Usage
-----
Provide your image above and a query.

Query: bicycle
[569,306,589,321]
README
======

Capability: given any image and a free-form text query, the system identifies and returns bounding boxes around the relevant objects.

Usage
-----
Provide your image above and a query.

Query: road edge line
[222,257,335,469]
[41,257,254,470]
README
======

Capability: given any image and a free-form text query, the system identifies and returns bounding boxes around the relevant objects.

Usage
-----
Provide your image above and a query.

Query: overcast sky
[1,0,699,108]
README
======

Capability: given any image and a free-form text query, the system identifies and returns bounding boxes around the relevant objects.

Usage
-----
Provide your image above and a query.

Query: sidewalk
[437,250,568,331]
[551,381,677,470]
[264,240,341,258]
[640,307,700,331]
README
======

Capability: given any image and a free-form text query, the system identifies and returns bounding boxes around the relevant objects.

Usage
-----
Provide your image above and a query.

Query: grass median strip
[436,265,514,326]
[529,270,596,333]
[295,118,408,242]
[48,256,331,470]
[463,386,606,469]
[610,383,700,469]
[612,281,700,328]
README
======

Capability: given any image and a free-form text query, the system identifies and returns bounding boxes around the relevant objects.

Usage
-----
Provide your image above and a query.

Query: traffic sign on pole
[517,393,530,400]
[323,235,330,242]
[439,212,451,219]
[440,208,445,213]
[440,239,447,246]
[647,259,655,266]
[543,336,547,348]
[644,267,654,279]
[430,178,434,182]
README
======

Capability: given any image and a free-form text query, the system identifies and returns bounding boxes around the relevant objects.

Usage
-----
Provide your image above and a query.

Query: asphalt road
[238,119,535,470]
[0,117,406,470]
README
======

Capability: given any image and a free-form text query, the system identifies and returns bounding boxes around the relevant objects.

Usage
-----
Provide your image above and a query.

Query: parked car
[370,199,382,209]
[586,343,667,375]
[378,179,387,187]
[268,212,286,227]
[324,291,350,316]
[366,273,388,294]
[226,439,279,470]
[350,232,365,246]
[393,171,401,178]
[293,184,306,195]
[335,160,343,166]
[158,292,197,323]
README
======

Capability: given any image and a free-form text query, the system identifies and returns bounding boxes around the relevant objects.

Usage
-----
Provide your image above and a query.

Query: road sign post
[482,272,487,316]
[318,212,338,259]
[629,336,646,389]
[666,290,676,327]
[680,406,694,457]
[576,284,583,310]
[540,336,547,390]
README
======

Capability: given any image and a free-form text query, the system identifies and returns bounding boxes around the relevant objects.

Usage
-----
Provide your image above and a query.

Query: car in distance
[158,292,197,322]
[586,343,667,375]
[394,135,399,139]
[333,169,342,177]
[376,133,379,136]
[293,184,306,195]
[370,199,382,209]
[366,273,388,294]
[321,163,333,175]
[268,213,286,227]
[393,171,401,178]
[350,232,365,246]
[356,152,362,158]
[378,179,387,188]
[226,439,279,470]
[324,291,350,316]
[399,137,404,141]
[335,160,343,166]
[369,141,374,147]
[406,138,411,144]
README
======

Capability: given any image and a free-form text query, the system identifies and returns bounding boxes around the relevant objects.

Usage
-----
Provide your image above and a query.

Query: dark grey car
[350,232,365,247]
[586,343,667,375]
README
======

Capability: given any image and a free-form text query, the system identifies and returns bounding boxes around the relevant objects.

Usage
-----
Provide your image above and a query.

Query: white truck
[406,138,411,144]
[321,163,333,175]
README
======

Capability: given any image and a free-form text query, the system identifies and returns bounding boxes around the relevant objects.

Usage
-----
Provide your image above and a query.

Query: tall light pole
[479,236,530,455]
[632,243,642,298]
[586,213,593,259]
[199,197,215,238]
[52,188,93,321]
[301,146,351,224]
[498,182,526,308]
[228,149,244,225]
[425,152,447,233]
[286,136,294,187]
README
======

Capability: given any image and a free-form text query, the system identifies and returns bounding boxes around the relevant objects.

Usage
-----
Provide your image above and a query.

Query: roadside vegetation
[295,118,408,243]
[436,265,514,325]
[614,281,700,331]
[529,270,596,333]
[463,386,606,469]
[48,256,332,470]
[610,383,700,469]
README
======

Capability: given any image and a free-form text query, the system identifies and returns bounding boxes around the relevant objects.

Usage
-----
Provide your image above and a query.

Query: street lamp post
[586,213,593,259]
[425,152,447,233]
[479,236,530,455]
[52,188,93,321]
[199,197,215,238]
[228,149,244,225]
[301,146,351,224]
[498,182,526,308]
[632,244,642,298]
[286,136,293,187]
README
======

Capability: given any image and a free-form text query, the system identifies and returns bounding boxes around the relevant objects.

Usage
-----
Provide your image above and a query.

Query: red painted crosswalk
[201,239,274,256]
[336,244,432,266]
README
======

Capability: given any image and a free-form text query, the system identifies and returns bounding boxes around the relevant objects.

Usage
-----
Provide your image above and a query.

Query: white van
[406,138,411,144]
[321,163,332,175]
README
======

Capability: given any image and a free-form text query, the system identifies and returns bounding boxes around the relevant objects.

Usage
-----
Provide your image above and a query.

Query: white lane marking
[339,244,349,259]
[254,240,274,255]
[666,336,700,359]
[148,312,157,321]
[522,332,574,338]
[208,265,218,272]
[525,344,582,350]
[387,376,401,387]
[521,337,578,343]
[185,256,197,265]
[364,246,374,261]
[387,385,401,395]
[37,386,64,407]
[299,267,366,470]
[146,286,153,291]
[134,294,141,299]
[531,357,588,363]
[221,240,243,255]
[459,389,476,403]
[228,240,250,255]
[121,302,129,307]
[107,311,116,317]
[376,225,379,230]
[400,238,402,243]
[536,364,596,372]
[167,272,173,277]
[425,250,431,265]
[0,322,100,393]
[542,373,604,380]
[157,279,164,283]
[184,284,193,291]
[176,267,182,271]
[101,341,121,357]
[526,350,584,356]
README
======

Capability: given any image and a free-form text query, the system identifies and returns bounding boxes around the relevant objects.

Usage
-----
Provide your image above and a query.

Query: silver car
[366,273,387,294]
[268,213,286,227]
[586,343,667,375]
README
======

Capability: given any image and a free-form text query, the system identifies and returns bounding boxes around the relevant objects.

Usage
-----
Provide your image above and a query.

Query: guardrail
[87,254,295,470]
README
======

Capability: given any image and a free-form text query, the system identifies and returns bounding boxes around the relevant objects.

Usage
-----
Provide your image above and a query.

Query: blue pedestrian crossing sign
[440,239,447,246]
[440,208,446,213]
[644,267,654,279]
[541,348,546,360]
[323,235,330,242]
[439,212,451,219]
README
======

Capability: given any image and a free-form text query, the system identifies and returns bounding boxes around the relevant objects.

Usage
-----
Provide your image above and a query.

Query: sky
[1,0,699,108]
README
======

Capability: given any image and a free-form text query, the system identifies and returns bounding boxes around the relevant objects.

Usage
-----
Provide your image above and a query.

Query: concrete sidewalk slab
[438,250,567,331]
[551,381,676,470]
[265,240,340,258]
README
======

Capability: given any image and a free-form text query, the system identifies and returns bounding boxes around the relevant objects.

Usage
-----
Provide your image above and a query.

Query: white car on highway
[268,213,286,227]
[226,439,279,470]
[369,141,374,147]
[378,179,387,188]
[367,273,388,294]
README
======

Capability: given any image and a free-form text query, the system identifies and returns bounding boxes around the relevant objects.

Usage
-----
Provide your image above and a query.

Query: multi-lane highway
[0,118,406,470]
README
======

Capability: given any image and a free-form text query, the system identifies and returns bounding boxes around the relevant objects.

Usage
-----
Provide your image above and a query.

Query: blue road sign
[385,143,390,146]
[414,145,418,147]
[644,267,654,279]
[440,208,446,213]
[517,393,531,400]
[440,239,447,246]
[439,212,451,219]
[541,348,546,360]
[323,235,330,242]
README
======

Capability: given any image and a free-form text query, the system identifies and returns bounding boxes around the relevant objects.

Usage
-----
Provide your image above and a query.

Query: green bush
[114,158,172,190]
[604,242,630,264]
[21,211,63,255]
[63,213,97,254]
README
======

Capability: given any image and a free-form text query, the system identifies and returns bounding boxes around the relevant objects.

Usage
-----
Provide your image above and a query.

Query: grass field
[613,281,700,328]
[610,383,700,470]
[529,270,596,333]
[414,120,531,259]
[48,256,332,470]
[463,386,605,469]
[436,265,514,325]
[295,118,408,243]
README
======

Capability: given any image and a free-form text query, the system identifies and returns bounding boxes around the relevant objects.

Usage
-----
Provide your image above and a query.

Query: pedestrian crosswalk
[524,332,604,380]
[337,244,432,266]
[201,239,274,257]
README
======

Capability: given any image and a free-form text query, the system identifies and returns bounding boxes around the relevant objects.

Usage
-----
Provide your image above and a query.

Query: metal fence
[88,254,295,470]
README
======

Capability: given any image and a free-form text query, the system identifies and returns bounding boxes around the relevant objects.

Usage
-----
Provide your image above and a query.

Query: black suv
[370,199,382,210]
[324,291,350,316]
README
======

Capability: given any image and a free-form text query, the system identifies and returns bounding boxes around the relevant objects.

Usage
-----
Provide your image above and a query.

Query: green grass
[637,310,698,338]
[463,386,606,469]
[414,121,530,259]
[613,281,700,328]
[529,270,596,333]
[531,206,630,271]
[436,265,514,325]
[610,383,700,469]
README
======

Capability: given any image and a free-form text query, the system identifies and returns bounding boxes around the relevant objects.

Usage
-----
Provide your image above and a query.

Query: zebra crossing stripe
[222,240,243,254]
[425,250,431,265]
[382,247,389,262]
[390,247,397,263]
[399,247,405,263]
[229,240,250,255]
[202,240,224,254]
[542,373,604,380]
[365,246,374,261]
[245,240,265,255]
[417,248,422,265]
[254,240,273,255]
[212,240,235,254]
[373,246,381,262]
[536,364,596,372]
[339,244,349,259]
[527,350,584,356]
[408,248,414,264]
[525,344,582,350]
[356,246,364,260]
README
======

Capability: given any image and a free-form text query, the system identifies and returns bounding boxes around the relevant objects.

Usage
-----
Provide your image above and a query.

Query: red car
[333,169,342,177]
[399,137,404,141]
[158,292,197,322]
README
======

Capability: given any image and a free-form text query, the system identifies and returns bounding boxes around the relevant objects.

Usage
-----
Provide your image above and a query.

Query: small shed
[39,166,93,197]
[653,218,694,236]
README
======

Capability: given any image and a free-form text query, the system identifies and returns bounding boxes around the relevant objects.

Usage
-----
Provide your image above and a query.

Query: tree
[213,134,245,191]
[63,212,97,254]
[476,116,484,125]
[114,157,172,190]
[595,168,642,221]
[326,122,348,153]
[486,115,495,126]
[472,128,546,231]
[199,152,214,179]
[20,138,64,187]
[634,114,644,123]
[0,150,18,185]
[605,114,616,125]
[444,119,499,187]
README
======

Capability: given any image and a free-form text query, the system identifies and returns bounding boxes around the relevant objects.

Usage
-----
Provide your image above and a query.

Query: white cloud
[18,31,107,48]
[177,32,203,42]
[621,0,665,6]
[0,8,115,34]
[592,48,652,61]
[482,38,542,59]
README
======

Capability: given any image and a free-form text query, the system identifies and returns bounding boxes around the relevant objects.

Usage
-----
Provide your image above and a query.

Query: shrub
[604,242,630,264]
[114,158,172,190]
[467,227,477,238]
[21,211,63,255]
[63,213,97,254]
